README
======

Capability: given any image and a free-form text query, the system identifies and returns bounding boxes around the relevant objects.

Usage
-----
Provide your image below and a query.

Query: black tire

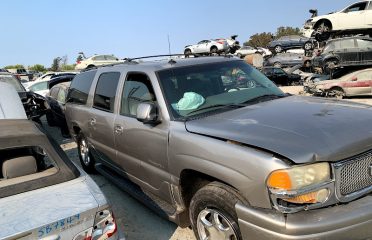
[303,41,314,51]
[210,46,218,55]
[315,21,332,42]
[184,49,192,57]
[46,111,56,127]
[274,45,282,53]
[77,132,96,173]
[86,65,95,70]
[328,87,344,99]
[189,182,247,240]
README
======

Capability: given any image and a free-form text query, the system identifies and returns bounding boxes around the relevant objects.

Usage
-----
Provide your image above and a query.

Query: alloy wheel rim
[80,138,90,165]
[275,46,281,53]
[197,208,237,240]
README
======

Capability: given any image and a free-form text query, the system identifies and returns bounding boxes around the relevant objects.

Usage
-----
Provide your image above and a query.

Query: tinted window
[93,72,120,112]
[67,70,96,104]
[340,39,356,48]
[120,73,156,116]
[105,55,117,61]
[346,2,367,12]
[92,55,105,61]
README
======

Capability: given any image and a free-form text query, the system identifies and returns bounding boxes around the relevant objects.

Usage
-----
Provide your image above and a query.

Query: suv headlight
[267,163,332,213]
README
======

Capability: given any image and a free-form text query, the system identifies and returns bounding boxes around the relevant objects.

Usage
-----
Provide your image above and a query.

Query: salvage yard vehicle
[235,46,259,58]
[312,36,372,73]
[262,66,302,86]
[0,86,122,239]
[184,39,229,56]
[264,52,304,68]
[302,0,372,41]
[75,54,123,70]
[45,82,71,137]
[0,72,46,121]
[307,68,372,98]
[65,56,372,240]
[26,74,76,97]
[268,35,314,54]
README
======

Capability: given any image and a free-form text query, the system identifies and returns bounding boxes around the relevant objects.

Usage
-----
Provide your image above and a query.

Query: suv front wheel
[77,132,96,173]
[189,182,246,240]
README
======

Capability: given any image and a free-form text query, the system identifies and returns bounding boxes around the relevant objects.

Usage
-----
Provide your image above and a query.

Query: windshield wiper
[186,103,245,116]
[242,94,287,104]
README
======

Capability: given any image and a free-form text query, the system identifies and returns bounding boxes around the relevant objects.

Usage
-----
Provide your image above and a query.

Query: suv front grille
[335,150,372,198]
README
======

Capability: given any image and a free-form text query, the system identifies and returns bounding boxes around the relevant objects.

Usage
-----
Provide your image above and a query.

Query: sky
[1,0,354,67]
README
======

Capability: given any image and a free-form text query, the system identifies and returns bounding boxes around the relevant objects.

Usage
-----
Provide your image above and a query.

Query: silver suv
[65,56,372,240]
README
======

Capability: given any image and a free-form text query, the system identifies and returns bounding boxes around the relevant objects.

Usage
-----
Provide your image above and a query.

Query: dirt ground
[46,86,372,240]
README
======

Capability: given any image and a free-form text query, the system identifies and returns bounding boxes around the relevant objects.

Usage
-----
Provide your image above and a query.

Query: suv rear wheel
[77,132,96,173]
[189,182,246,240]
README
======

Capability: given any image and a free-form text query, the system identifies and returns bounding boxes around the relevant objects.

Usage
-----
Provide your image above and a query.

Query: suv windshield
[158,60,284,119]
[0,74,25,92]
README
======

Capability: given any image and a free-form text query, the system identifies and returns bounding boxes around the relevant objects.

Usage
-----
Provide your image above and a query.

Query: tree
[4,64,25,69]
[61,64,76,71]
[51,57,61,71]
[244,32,274,48]
[29,64,46,73]
[275,26,301,39]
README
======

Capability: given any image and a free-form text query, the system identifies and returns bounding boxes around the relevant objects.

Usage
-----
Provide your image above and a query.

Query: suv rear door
[114,72,170,198]
[88,71,120,166]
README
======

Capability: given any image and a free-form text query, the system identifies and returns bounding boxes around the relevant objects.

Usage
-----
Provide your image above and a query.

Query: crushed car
[0,83,123,240]
[305,67,372,98]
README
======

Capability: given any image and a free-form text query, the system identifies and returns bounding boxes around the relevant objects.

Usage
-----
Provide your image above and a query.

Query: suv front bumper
[236,194,372,240]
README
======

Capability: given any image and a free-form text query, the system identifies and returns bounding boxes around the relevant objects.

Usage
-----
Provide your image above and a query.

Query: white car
[25,80,49,97]
[302,1,372,40]
[235,46,259,58]
[33,72,77,83]
[184,39,229,56]
[75,54,123,70]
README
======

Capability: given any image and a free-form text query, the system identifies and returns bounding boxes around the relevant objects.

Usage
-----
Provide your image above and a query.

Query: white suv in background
[302,1,372,40]
[184,39,229,56]
[75,54,123,70]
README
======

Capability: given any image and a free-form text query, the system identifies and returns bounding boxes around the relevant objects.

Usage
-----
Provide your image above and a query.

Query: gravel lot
[45,86,372,240]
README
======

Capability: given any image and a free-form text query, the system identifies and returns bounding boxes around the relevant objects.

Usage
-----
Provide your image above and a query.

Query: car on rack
[235,46,259,58]
[306,68,372,98]
[184,39,229,56]
[45,82,71,137]
[0,83,123,240]
[264,53,305,68]
[312,36,372,73]
[65,56,372,240]
[75,54,123,70]
[268,35,314,54]
[0,72,46,121]
[301,1,372,41]
[262,67,302,86]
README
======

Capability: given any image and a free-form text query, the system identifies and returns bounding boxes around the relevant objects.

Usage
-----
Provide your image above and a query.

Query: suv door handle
[114,125,124,135]
[89,118,96,126]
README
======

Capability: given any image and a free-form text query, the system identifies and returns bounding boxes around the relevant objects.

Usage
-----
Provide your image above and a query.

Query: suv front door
[88,72,120,168]
[114,72,170,198]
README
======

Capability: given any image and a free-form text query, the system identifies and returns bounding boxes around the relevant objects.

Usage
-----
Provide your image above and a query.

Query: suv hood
[185,96,372,164]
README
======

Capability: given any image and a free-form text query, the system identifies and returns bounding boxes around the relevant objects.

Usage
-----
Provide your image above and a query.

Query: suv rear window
[67,70,96,105]
[93,72,120,112]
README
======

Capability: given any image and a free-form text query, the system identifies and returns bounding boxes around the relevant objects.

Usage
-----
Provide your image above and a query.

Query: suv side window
[120,73,156,117]
[50,87,59,99]
[57,88,66,103]
[67,70,96,105]
[93,72,120,112]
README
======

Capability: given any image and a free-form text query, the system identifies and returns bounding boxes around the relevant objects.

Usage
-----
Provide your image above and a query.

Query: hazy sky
[1,0,353,67]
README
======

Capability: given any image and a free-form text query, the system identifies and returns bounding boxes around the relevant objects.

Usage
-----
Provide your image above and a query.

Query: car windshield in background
[0,74,25,92]
[158,60,285,119]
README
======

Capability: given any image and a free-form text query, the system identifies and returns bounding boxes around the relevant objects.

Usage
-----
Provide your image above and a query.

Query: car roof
[82,56,242,73]
[327,36,372,43]
[0,83,27,119]
[0,120,44,140]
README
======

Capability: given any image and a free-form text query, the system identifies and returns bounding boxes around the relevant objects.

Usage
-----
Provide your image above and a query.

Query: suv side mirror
[136,102,160,124]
